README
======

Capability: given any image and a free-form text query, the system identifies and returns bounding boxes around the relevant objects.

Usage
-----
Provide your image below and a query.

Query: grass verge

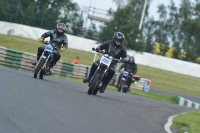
[173,111,200,133]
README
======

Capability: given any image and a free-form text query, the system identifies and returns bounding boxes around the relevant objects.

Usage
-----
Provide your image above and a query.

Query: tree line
[0,0,98,39]
[143,0,200,63]
[1,0,200,63]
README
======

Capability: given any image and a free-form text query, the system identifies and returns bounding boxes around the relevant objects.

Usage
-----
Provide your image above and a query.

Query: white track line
[164,115,177,133]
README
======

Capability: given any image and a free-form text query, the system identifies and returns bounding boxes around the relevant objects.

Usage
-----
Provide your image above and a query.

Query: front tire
[88,73,101,95]
[118,80,124,92]
[34,58,45,78]
[39,69,45,79]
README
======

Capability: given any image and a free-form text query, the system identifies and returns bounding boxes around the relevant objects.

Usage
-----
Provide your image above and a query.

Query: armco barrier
[0,46,149,90]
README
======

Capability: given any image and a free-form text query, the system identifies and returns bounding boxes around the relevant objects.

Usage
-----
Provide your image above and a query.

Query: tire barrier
[0,46,150,90]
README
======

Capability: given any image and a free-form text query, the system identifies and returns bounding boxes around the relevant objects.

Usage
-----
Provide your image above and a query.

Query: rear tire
[88,73,101,95]
[34,58,45,78]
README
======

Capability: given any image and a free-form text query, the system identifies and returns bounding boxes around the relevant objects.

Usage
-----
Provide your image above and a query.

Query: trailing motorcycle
[33,41,59,79]
[87,48,119,95]
[117,71,132,93]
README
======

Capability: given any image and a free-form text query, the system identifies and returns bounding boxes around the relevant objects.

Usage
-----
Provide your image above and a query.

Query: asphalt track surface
[0,67,195,133]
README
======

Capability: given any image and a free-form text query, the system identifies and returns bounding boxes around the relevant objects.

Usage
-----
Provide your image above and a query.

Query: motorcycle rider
[32,23,68,75]
[83,32,127,93]
[117,56,138,91]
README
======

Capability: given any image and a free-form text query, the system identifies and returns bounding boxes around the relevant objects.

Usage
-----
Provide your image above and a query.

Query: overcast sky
[72,0,183,20]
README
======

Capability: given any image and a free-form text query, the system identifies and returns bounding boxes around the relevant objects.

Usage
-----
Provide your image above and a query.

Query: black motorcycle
[33,41,59,79]
[117,71,132,93]
[87,48,119,95]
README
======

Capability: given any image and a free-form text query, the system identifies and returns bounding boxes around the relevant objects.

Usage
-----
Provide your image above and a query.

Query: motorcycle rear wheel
[88,73,101,95]
[34,58,45,78]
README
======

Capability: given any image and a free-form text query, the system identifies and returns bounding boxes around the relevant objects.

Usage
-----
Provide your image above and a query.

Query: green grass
[0,34,200,97]
[0,34,94,65]
[173,111,200,133]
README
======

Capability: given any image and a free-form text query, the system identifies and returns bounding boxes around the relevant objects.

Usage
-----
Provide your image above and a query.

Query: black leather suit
[88,40,127,89]
[117,61,137,88]
[37,30,68,67]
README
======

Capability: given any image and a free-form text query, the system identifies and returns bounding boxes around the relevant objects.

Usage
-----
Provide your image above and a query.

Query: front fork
[89,67,107,88]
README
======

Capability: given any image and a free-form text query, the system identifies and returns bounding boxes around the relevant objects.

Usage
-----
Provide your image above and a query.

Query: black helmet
[113,32,125,46]
[128,56,135,64]
[56,23,66,36]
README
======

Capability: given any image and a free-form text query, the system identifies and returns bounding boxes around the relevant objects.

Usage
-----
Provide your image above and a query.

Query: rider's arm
[118,63,125,70]
[62,35,68,49]
[96,41,110,51]
[133,64,138,74]
[120,47,127,63]
[41,30,54,38]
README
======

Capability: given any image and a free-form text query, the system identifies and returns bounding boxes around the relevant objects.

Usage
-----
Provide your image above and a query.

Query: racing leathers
[36,30,68,68]
[117,61,137,90]
[83,40,127,93]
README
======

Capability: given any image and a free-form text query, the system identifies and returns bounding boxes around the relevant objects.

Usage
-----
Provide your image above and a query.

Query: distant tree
[98,6,144,52]
[0,0,83,36]
[85,23,98,40]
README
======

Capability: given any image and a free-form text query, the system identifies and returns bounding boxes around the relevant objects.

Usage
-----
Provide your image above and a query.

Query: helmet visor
[57,23,66,31]
[115,38,123,45]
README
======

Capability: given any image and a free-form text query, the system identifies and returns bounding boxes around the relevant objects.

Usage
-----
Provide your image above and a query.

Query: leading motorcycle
[87,48,119,95]
[33,41,59,79]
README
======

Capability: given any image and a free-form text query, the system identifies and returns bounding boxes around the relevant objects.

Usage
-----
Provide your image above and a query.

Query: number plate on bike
[100,56,111,65]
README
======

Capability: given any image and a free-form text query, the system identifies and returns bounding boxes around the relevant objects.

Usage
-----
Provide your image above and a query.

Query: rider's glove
[120,58,127,63]
[39,37,45,43]
[95,47,100,52]
[60,46,66,52]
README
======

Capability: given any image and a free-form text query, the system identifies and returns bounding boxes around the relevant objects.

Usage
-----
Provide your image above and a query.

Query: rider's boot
[49,67,53,75]
[49,64,54,75]
[83,76,91,83]
[32,56,39,66]
[32,60,37,66]
[83,66,95,83]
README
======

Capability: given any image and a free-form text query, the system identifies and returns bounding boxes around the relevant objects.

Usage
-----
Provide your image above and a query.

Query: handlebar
[92,47,120,62]
[43,40,59,51]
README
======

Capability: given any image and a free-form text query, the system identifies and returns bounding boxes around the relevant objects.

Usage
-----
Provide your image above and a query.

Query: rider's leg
[49,51,61,75]
[50,52,61,67]
[83,60,99,83]
[116,73,122,88]
[99,67,115,93]
[32,46,44,65]
[127,74,133,91]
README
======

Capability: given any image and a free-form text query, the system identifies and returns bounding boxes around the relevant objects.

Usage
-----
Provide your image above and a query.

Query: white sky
[72,0,182,19]
[72,0,197,29]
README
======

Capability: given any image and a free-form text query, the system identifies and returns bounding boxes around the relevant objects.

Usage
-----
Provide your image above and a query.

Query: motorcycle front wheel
[88,73,101,95]
[34,58,45,78]
[118,80,124,92]
[39,69,45,79]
